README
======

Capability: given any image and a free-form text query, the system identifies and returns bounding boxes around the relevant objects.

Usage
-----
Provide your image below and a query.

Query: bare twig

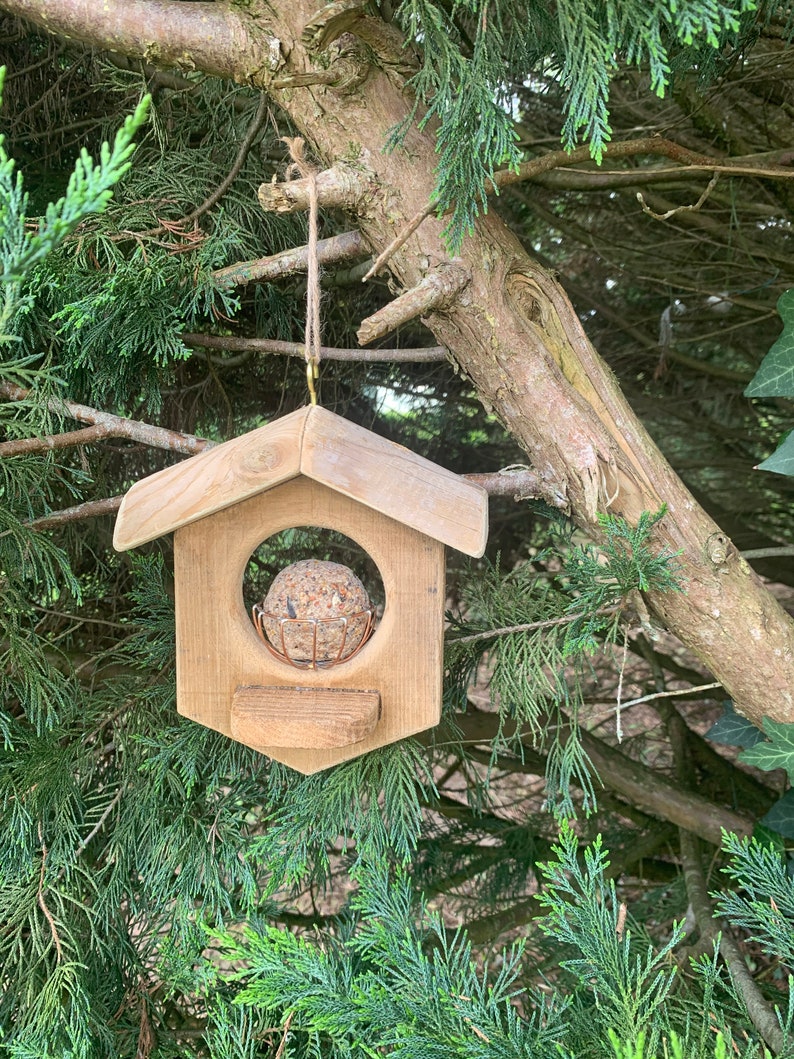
[492,137,794,195]
[0,423,111,456]
[615,625,630,742]
[183,332,447,362]
[447,605,619,645]
[637,173,720,221]
[37,823,63,963]
[617,682,722,710]
[180,95,270,227]
[741,546,794,560]
[453,706,753,843]
[28,497,124,529]
[362,203,435,281]
[354,141,794,289]
[0,381,213,456]
[274,1011,294,1059]
[519,148,794,191]
[112,96,271,242]
[355,140,761,288]
[67,787,124,868]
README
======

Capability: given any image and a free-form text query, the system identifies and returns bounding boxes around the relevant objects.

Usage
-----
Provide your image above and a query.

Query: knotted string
[283,138,321,405]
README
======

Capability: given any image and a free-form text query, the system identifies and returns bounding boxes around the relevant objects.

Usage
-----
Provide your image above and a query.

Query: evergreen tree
[1,2,794,1055]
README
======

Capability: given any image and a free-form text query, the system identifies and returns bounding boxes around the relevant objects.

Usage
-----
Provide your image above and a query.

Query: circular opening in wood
[242,527,385,669]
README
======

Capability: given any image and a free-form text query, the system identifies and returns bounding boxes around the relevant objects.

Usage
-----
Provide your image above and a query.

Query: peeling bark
[357,263,470,346]
[0,0,275,83]
[2,0,793,725]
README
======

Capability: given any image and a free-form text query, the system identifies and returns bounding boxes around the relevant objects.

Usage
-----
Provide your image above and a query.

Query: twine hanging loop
[283,138,322,405]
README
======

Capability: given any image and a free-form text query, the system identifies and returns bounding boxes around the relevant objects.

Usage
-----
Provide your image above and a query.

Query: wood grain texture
[173,475,446,773]
[114,405,488,556]
[231,686,381,748]
[301,406,488,557]
[113,407,308,550]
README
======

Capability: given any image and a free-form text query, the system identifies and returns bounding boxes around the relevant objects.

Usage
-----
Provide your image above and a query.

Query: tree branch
[177,93,270,227]
[182,333,447,363]
[0,385,550,524]
[454,707,753,845]
[617,681,723,710]
[492,138,794,194]
[446,605,619,645]
[0,381,213,456]
[0,423,113,456]
[212,230,367,288]
[666,698,786,1055]
[0,0,277,85]
[28,497,123,529]
[463,820,677,945]
[680,831,785,1055]
[37,823,63,963]
[464,469,565,506]
[529,151,794,191]
[357,263,471,346]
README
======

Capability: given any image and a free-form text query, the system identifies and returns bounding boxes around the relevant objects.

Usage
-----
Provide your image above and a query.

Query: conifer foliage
[1,2,794,1057]
[394,0,758,247]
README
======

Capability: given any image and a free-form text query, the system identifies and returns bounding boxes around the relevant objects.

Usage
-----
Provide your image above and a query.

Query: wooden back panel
[173,476,445,773]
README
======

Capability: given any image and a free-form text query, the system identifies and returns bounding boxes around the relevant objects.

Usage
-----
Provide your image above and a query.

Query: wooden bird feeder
[113,405,488,774]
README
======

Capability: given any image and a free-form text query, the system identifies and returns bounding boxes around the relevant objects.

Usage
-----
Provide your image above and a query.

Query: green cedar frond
[608,1028,736,1059]
[0,76,150,343]
[536,823,684,1051]
[119,553,177,671]
[393,1,759,249]
[715,831,794,969]
[562,505,682,656]
[251,740,437,890]
[445,511,679,815]
[0,503,80,598]
[211,860,569,1059]
[10,95,151,278]
[555,0,616,160]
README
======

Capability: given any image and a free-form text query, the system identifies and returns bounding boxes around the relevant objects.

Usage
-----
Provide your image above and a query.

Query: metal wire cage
[251,604,375,669]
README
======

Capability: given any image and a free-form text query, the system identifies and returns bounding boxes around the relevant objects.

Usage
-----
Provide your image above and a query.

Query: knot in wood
[302,0,368,53]
[506,272,546,327]
[705,532,732,567]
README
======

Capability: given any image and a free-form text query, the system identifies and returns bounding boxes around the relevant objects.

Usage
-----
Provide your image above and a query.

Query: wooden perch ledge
[357,264,471,346]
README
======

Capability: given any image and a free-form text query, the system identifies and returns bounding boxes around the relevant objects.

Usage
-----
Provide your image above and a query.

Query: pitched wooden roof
[113,405,488,556]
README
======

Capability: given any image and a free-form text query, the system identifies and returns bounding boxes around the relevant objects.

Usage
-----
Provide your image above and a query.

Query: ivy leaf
[739,718,794,783]
[751,822,785,852]
[758,790,794,841]
[745,289,794,398]
[705,701,766,748]
[756,430,794,478]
